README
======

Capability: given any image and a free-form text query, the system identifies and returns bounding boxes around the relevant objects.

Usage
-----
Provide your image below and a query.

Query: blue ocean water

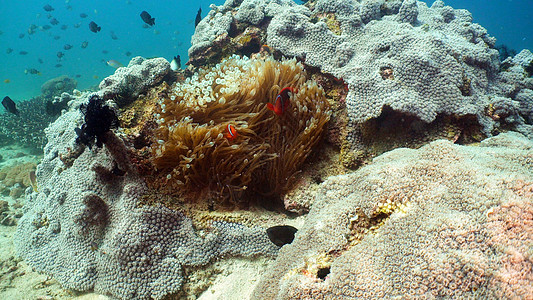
[0,0,224,101]
[0,0,531,103]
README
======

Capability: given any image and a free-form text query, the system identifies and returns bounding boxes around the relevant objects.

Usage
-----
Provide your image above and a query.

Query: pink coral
[486,199,533,299]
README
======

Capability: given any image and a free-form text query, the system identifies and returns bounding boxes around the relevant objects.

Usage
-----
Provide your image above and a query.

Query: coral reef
[0,96,58,150]
[14,58,283,300]
[253,132,533,299]
[191,0,533,161]
[98,57,172,107]
[148,55,330,205]
[40,75,77,99]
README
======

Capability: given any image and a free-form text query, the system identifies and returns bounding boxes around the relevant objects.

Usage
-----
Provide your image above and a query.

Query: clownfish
[267,87,296,115]
[225,124,238,140]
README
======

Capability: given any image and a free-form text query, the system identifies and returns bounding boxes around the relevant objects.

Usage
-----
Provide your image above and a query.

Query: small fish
[110,31,118,40]
[102,49,109,54]
[28,24,37,35]
[81,41,88,49]
[75,74,81,78]
[267,87,296,115]
[142,23,150,29]
[107,60,123,68]
[93,75,99,79]
[153,29,160,35]
[25,68,41,75]
[225,124,238,140]
[18,33,25,39]
[6,48,13,54]
[50,18,59,25]
[41,25,52,31]
[53,35,61,40]
[73,23,81,28]
[57,51,65,58]
[29,171,38,192]
[60,24,68,30]
[43,4,54,12]
[19,51,28,55]
[63,44,73,50]
[125,51,132,57]
[4,79,10,83]
[46,13,52,19]
[89,21,101,33]
[55,64,62,68]
[140,11,155,26]
[38,58,43,64]
[66,5,72,11]
[195,7,202,28]
[2,96,19,116]
[170,55,181,71]
[266,225,297,247]
[80,13,88,18]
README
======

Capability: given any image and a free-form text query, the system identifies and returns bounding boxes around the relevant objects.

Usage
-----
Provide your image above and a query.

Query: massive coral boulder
[98,57,171,107]
[191,0,533,153]
[41,75,77,99]
[253,132,533,299]
[14,61,279,299]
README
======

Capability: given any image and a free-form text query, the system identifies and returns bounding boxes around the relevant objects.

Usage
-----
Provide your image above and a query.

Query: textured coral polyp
[486,199,533,299]
[150,55,330,204]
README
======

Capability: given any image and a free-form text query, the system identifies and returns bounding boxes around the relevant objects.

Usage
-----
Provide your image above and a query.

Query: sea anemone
[149,55,330,206]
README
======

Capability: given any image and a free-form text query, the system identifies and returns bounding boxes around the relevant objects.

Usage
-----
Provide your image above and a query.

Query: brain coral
[252,132,533,299]
[149,55,330,205]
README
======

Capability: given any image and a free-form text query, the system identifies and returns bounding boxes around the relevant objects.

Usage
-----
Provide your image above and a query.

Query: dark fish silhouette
[50,18,59,25]
[25,68,41,75]
[89,21,101,33]
[64,44,73,50]
[43,4,54,12]
[140,11,155,26]
[2,96,19,116]
[18,33,25,39]
[19,51,28,55]
[53,35,61,40]
[110,31,118,40]
[195,7,202,28]
[125,51,132,56]
[60,24,68,30]
[267,225,298,247]
[6,48,13,54]
[41,25,52,31]
[170,55,181,71]
[81,41,88,49]
[80,13,88,18]
[57,51,64,58]
[55,64,62,68]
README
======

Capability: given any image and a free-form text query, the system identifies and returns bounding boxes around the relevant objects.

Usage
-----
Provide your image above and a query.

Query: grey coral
[14,61,278,300]
[191,0,533,138]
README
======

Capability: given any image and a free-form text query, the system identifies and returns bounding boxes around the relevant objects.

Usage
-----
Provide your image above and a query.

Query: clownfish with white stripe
[225,124,238,140]
[267,87,296,115]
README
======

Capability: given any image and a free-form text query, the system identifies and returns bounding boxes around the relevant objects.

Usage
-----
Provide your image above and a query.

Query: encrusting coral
[149,55,330,205]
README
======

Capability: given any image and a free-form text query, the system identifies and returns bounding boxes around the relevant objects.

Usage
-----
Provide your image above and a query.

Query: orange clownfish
[267,87,296,115]
[225,124,238,140]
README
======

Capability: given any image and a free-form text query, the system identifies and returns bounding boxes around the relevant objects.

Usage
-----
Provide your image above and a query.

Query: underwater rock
[40,75,77,99]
